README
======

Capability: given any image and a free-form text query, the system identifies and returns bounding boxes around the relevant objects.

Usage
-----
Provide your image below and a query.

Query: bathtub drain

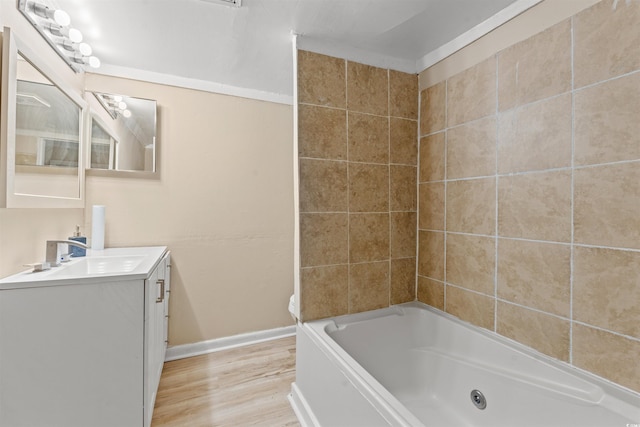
[470,389,487,410]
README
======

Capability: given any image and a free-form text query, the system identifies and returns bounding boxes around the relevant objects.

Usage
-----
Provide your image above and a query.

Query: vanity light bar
[94,92,131,120]
[18,0,101,73]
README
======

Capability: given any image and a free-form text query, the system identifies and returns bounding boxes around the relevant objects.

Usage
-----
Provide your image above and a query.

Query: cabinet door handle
[156,279,165,303]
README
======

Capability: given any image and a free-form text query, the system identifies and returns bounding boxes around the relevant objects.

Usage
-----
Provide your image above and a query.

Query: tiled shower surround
[297,0,640,395]
[297,50,418,321]
[418,0,640,393]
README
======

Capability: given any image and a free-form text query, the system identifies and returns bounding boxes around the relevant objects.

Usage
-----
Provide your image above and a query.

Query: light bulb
[78,42,92,56]
[68,28,83,43]
[52,9,70,26]
[88,56,101,68]
[32,3,71,26]
[123,110,132,118]
[113,95,123,102]
[118,101,127,110]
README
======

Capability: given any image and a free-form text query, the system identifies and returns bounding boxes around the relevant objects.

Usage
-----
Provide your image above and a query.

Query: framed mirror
[86,92,157,177]
[1,27,86,208]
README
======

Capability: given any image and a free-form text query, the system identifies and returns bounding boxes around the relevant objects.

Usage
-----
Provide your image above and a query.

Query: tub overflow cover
[470,389,487,410]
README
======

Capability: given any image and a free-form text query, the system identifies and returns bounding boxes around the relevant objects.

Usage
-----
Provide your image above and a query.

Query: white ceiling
[49,0,536,101]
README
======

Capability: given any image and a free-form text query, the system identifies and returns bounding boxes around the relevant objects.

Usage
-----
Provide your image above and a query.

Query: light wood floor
[151,336,300,427]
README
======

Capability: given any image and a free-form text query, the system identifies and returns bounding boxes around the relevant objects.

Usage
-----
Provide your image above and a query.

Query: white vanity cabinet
[144,251,171,426]
[0,247,170,427]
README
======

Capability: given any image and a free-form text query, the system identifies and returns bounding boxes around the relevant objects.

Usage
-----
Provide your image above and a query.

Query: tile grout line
[387,68,392,307]
[345,58,351,315]
[412,229,640,254]
[569,15,576,366]
[494,52,500,333]
[443,78,448,311]
[415,82,421,302]
[414,157,640,185]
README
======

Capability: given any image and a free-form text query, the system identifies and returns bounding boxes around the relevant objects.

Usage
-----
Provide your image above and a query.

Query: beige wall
[84,74,295,345]
[1,5,295,345]
[418,0,640,393]
[296,50,418,321]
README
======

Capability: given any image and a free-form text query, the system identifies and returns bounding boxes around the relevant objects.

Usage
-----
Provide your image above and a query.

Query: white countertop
[0,246,168,290]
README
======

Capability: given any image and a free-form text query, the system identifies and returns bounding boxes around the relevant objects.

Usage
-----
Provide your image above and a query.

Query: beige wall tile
[390,118,417,165]
[573,324,640,394]
[300,265,348,321]
[348,163,389,213]
[497,302,569,361]
[391,165,417,212]
[574,162,640,249]
[498,20,571,111]
[574,246,640,339]
[298,105,347,160]
[418,230,444,280]
[447,116,496,179]
[574,73,640,166]
[446,234,495,295]
[574,0,640,89]
[446,286,495,330]
[418,182,445,231]
[417,277,444,310]
[298,50,345,108]
[299,159,348,213]
[446,177,496,235]
[497,239,570,317]
[498,94,572,173]
[419,132,445,182]
[391,258,417,304]
[347,61,388,116]
[390,212,417,259]
[298,54,419,321]
[447,57,496,127]
[390,70,418,120]
[348,112,389,164]
[349,213,390,263]
[300,213,348,267]
[420,82,446,135]
[349,261,390,313]
[498,171,571,242]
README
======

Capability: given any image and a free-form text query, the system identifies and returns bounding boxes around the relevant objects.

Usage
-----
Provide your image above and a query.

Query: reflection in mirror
[90,117,115,170]
[89,93,156,173]
[14,53,81,198]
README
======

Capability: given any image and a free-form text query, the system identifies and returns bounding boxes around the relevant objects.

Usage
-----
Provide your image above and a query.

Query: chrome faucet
[45,240,89,267]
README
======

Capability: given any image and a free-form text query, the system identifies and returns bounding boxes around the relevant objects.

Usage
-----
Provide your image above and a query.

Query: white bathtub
[289,302,640,426]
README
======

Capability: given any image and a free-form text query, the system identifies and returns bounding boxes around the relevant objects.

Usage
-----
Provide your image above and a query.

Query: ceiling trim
[295,0,543,75]
[90,64,294,106]
[296,35,416,74]
[416,0,544,72]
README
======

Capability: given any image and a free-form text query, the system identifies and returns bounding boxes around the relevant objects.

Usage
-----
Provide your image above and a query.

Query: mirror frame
[85,93,159,179]
[1,27,87,208]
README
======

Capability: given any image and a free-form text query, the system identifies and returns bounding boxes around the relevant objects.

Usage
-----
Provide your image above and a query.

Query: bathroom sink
[48,255,146,277]
[0,246,168,289]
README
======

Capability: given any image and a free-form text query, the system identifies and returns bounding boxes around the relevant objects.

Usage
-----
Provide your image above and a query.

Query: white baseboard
[165,325,295,361]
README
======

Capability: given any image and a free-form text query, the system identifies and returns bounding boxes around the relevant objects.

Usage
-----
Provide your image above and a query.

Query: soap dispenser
[69,225,87,257]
